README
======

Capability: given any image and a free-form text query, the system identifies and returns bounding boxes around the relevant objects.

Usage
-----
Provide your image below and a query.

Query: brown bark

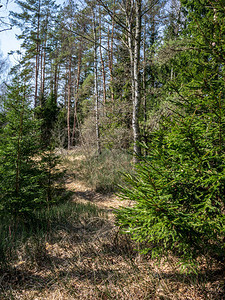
[54,61,59,103]
[41,21,48,99]
[67,57,72,150]
[72,45,82,146]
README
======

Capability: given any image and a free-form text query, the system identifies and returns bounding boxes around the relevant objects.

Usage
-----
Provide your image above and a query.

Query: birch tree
[92,6,101,155]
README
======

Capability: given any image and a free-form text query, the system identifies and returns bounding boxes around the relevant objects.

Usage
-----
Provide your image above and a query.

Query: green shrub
[0,79,66,221]
[116,110,225,265]
[116,0,225,266]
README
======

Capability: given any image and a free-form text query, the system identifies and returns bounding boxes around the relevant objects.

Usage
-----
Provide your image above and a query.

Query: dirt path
[64,151,131,213]
[66,179,130,211]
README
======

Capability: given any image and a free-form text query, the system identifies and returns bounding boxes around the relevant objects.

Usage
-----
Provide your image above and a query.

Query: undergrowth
[0,196,224,299]
[0,201,106,268]
[0,150,224,299]
[63,148,133,193]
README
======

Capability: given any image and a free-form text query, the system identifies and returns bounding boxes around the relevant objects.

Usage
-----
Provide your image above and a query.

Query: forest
[0,0,224,299]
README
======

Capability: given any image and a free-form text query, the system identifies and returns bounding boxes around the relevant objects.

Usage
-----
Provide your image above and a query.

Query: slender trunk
[142,18,147,155]
[41,26,48,98]
[92,8,101,155]
[64,76,67,107]
[34,0,40,108]
[126,17,135,108]
[125,3,137,159]
[40,38,47,106]
[132,0,142,160]
[143,19,146,124]
[72,46,82,146]
[54,61,59,103]
[99,7,106,114]
[108,0,115,103]
[40,44,43,104]
[42,43,46,97]
[67,57,72,150]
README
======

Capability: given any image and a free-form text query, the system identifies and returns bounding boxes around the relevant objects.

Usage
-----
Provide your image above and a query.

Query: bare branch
[0,26,12,32]
[62,25,111,53]
[96,0,131,34]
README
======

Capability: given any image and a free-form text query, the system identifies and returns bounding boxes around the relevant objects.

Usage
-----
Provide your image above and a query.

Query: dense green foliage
[116,0,225,264]
[0,81,43,218]
[36,92,59,148]
[0,79,65,221]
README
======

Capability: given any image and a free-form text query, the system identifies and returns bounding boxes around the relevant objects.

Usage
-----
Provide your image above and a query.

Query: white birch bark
[132,0,142,160]
[92,8,101,155]
[123,0,142,161]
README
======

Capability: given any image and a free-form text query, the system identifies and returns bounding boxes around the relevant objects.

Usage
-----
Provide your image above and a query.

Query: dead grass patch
[1,203,224,299]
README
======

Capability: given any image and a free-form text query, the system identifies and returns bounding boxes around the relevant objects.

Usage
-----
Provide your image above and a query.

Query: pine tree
[0,77,64,222]
[0,79,44,219]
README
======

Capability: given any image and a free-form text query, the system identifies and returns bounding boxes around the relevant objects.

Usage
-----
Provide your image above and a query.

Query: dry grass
[0,150,224,300]
[62,147,133,193]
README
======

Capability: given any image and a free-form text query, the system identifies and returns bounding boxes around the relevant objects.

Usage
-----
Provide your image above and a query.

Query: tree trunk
[41,18,48,100]
[99,7,106,114]
[67,57,72,150]
[142,17,148,155]
[92,8,101,155]
[107,0,115,103]
[132,0,142,160]
[54,61,59,103]
[124,0,141,161]
[72,45,82,146]
[34,0,40,108]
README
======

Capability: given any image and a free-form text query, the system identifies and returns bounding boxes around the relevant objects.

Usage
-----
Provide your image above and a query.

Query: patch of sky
[0,0,66,65]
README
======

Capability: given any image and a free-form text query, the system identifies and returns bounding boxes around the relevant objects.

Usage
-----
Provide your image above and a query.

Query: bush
[116,111,225,265]
[0,79,66,221]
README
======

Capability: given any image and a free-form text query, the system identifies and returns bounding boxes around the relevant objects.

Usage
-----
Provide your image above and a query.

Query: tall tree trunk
[54,60,59,103]
[67,57,72,150]
[132,0,142,160]
[41,41,46,98]
[34,0,41,108]
[126,6,134,111]
[40,35,47,106]
[107,0,115,103]
[142,17,147,155]
[99,7,106,114]
[72,45,82,146]
[92,8,101,155]
[40,43,43,103]
[41,18,48,100]
[124,0,141,161]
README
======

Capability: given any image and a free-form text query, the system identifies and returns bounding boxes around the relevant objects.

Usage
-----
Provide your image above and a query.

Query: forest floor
[0,150,224,299]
